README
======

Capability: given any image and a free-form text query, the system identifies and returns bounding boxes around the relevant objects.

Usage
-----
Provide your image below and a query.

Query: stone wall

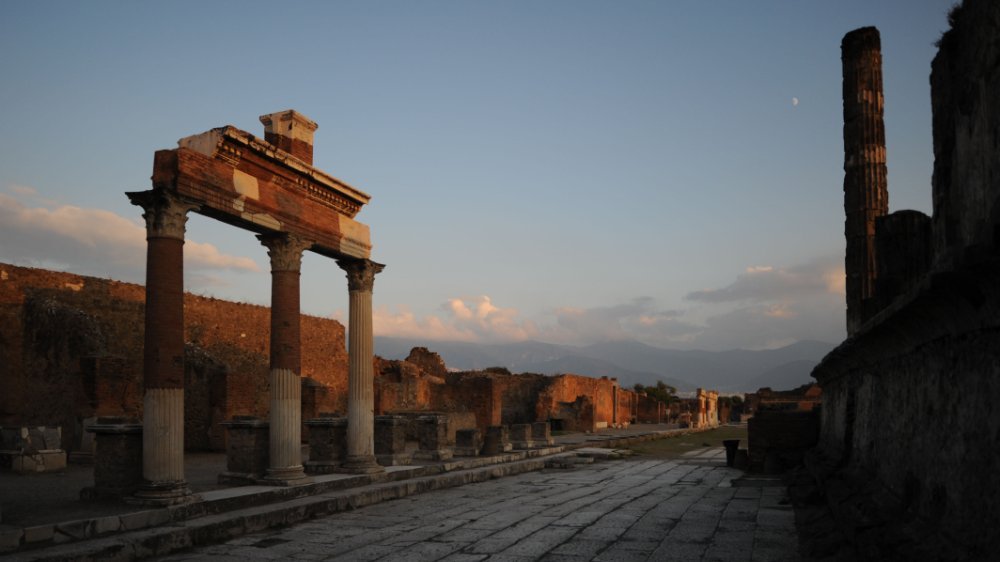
[0,263,349,453]
[814,1,1000,556]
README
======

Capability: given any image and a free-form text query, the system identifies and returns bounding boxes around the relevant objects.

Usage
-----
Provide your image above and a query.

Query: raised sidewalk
[0,425,703,560]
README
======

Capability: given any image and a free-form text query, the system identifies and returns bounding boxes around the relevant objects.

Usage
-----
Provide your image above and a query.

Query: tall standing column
[337,258,385,473]
[842,26,889,335]
[126,190,198,505]
[258,234,313,485]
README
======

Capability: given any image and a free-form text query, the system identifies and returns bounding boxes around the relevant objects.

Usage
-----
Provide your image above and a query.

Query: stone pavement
[154,448,800,562]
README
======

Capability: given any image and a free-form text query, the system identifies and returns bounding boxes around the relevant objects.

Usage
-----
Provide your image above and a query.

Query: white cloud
[0,187,260,286]
[373,296,537,342]
[685,257,844,303]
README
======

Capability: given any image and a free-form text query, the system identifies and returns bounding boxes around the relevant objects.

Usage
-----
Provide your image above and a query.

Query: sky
[0,0,956,351]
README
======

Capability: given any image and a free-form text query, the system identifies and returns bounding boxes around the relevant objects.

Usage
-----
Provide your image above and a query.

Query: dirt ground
[626,424,747,459]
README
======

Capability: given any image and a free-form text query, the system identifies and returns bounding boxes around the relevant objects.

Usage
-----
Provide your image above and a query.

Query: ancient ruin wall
[815,2,1000,554]
[0,263,349,451]
[930,2,1000,270]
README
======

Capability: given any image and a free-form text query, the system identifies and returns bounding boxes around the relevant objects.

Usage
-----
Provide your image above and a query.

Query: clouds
[372,296,537,342]
[0,186,259,287]
[686,259,844,303]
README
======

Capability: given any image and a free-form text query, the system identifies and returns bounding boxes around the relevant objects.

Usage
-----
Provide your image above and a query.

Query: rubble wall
[0,263,349,452]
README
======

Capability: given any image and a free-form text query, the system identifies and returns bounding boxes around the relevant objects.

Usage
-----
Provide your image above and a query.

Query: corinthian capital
[257,233,313,272]
[337,258,385,292]
[126,190,199,240]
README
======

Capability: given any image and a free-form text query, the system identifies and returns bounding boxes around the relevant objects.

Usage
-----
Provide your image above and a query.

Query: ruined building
[810,1,1000,558]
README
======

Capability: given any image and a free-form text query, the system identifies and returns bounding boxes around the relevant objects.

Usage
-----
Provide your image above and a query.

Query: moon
[792,97,799,107]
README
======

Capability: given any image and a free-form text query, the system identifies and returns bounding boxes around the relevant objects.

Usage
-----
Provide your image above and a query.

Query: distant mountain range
[374,337,836,393]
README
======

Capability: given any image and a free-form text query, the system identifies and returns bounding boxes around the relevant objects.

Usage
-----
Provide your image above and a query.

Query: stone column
[126,190,198,505]
[336,258,385,473]
[842,26,889,335]
[258,233,313,485]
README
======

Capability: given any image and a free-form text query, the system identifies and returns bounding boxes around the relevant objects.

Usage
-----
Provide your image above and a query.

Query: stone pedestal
[69,416,97,465]
[454,428,482,457]
[80,417,143,500]
[532,421,555,446]
[0,426,67,474]
[305,416,347,474]
[510,424,535,449]
[413,414,452,461]
[482,425,512,456]
[375,415,411,466]
[219,416,270,484]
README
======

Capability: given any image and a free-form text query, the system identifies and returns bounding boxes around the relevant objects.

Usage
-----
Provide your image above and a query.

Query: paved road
[157,449,800,562]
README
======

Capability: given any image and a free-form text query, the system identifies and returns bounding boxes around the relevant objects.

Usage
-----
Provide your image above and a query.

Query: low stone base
[376,453,412,466]
[261,467,313,487]
[339,455,385,474]
[512,440,535,450]
[68,451,94,465]
[453,447,480,457]
[0,449,66,473]
[413,449,453,462]
[127,481,199,506]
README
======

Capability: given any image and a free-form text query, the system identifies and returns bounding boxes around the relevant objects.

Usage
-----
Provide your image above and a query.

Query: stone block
[454,428,482,457]
[80,417,143,499]
[510,423,534,449]
[0,449,67,473]
[305,415,347,474]
[413,414,452,461]
[220,416,270,483]
[532,421,555,446]
[482,425,512,456]
[375,415,411,466]
[0,528,23,553]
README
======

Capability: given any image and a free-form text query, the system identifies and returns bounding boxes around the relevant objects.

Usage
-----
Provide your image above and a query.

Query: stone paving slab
[146,448,800,562]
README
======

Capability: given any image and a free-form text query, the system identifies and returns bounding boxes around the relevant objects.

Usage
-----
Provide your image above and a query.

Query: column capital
[257,233,313,272]
[127,190,199,240]
[337,258,385,292]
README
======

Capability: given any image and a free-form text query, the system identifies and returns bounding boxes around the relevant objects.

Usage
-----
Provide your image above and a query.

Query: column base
[304,460,341,475]
[126,480,198,506]
[339,455,385,474]
[261,465,313,486]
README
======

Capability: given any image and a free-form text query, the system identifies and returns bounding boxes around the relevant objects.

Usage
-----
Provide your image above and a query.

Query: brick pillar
[258,233,313,486]
[842,26,889,335]
[337,258,385,473]
[126,190,198,505]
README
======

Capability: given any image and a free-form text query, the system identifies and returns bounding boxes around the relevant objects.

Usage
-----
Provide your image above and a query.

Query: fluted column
[126,190,198,505]
[842,26,889,335]
[337,258,385,473]
[258,233,313,485]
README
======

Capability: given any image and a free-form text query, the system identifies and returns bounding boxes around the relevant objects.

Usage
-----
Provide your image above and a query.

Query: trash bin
[722,439,740,467]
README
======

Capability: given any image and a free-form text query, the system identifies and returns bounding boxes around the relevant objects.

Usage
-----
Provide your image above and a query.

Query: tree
[634,381,678,404]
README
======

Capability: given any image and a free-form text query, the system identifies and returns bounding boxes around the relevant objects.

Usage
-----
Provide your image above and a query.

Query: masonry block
[510,423,534,449]
[219,416,270,483]
[413,414,452,461]
[531,421,555,446]
[482,425,512,456]
[375,415,411,466]
[304,415,347,474]
[80,417,142,500]
[454,428,482,457]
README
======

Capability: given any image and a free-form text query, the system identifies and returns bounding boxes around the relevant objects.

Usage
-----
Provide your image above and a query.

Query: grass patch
[628,425,747,459]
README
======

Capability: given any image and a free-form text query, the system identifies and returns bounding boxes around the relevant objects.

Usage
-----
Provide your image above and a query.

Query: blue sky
[0,1,955,350]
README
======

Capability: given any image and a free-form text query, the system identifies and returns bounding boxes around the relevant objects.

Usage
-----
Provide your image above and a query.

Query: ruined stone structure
[810,2,1000,557]
[745,383,821,414]
[842,27,890,335]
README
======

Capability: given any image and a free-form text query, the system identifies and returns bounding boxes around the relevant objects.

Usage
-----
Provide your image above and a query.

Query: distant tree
[634,381,677,404]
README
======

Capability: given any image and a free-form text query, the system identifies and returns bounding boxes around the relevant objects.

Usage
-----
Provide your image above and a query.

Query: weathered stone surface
[374,415,411,466]
[80,417,142,499]
[454,428,482,457]
[220,416,270,483]
[531,422,554,446]
[509,424,534,450]
[413,414,452,461]
[481,426,512,456]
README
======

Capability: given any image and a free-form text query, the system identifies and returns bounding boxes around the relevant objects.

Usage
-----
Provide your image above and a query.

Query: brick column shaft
[842,26,889,335]
[126,190,198,505]
[338,258,385,473]
[259,234,312,485]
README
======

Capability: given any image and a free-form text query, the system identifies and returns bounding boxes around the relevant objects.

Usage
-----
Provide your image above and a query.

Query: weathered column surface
[259,233,313,485]
[842,26,889,335]
[337,258,385,473]
[126,190,198,505]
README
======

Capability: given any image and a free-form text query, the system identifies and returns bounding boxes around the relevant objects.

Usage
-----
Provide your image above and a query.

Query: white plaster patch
[232,198,245,213]
[1,270,7,281]
[64,281,84,291]
[232,170,260,200]
[177,130,222,157]
[336,214,372,258]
